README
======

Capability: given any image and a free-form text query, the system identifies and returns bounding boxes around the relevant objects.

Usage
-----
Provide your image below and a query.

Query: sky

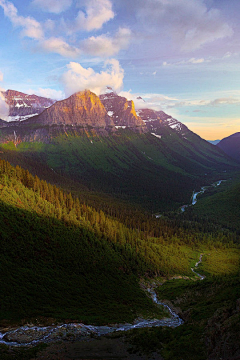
[0,0,240,140]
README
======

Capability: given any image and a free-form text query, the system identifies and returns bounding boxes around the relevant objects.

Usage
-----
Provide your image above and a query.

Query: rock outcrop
[99,90,146,129]
[26,90,114,128]
[2,89,55,121]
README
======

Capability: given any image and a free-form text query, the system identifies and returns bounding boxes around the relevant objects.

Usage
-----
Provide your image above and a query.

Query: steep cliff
[99,90,146,129]
[2,89,55,120]
[26,90,114,128]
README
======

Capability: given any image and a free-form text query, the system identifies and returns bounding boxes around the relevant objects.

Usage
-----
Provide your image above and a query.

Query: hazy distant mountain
[1,89,55,121]
[207,140,221,145]
[217,132,240,162]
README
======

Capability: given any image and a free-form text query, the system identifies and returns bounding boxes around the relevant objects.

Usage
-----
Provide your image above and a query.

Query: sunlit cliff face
[31,90,114,127]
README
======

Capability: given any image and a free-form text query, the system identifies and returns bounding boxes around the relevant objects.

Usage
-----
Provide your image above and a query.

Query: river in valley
[0,288,183,347]
[0,255,206,347]
[181,180,224,212]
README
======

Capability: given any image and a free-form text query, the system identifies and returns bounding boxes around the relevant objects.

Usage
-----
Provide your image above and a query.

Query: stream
[0,288,183,347]
[0,264,204,346]
[191,254,206,280]
[181,180,224,212]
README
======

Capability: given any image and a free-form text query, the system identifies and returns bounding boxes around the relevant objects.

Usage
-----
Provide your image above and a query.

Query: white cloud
[81,27,131,56]
[134,0,233,51]
[188,58,205,64]
[119,91,179,111]
[32,0,72,14]
[118,90,240,113]
[0,0,44,39]
[0,71,3,82]
[163,97,240,109]
[0,92,9,120]
[208,97,240,106]
[163,57,209,67]
[39,37,80,57]
[62,59,124,97]
[223,52,232,59]
[27,88,64,100]
[67,0,114,33]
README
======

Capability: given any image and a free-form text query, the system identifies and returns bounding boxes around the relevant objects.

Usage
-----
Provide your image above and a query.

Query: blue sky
[0,0,240,139]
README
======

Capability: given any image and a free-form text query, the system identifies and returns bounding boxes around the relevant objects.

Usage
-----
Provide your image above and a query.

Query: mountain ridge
[1,89,56,121]
[217,132,240,162]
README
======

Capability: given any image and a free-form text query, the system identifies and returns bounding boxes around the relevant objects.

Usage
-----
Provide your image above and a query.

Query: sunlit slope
[0,160,164,324]
[0,159,239,327]
[2,128,237,212]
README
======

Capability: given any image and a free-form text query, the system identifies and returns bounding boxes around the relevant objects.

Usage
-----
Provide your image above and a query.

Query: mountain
[1,89,55,121]
[217,132,240,162]
[26,90,114,128]
[207,140,221,145]
[0,90,240,360]
[99,90,146,130]
[0,89,238,212]
[137,108,187,134]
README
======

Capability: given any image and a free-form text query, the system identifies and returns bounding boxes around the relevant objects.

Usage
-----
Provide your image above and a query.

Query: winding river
[0,255,206,347]
[181,180,224,212]
[0,289,183,346]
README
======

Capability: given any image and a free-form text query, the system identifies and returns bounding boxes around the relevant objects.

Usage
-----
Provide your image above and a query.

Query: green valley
[0,90,239,360]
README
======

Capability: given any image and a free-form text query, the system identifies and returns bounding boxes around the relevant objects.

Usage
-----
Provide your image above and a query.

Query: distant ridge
[217,132,240,162]
[207,140,221,145]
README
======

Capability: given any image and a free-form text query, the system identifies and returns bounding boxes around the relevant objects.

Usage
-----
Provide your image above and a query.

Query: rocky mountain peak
[137,108,189,137]
[26,90,114,128]
[99,92,146,129]
[2,89,56,121]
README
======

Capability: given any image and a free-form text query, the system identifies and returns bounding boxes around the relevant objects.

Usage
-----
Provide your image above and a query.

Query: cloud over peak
[62,59,124,97]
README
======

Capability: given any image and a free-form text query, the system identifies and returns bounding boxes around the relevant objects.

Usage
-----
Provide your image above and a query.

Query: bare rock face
[137,108,188,135]
[99,91,146,128]
[28,90,114,128]
[2,90,55,120]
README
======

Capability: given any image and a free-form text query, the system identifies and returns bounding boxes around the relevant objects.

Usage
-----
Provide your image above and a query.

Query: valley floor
[32,335,164,360]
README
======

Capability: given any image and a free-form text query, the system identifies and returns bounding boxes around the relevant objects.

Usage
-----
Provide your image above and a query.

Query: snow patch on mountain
[8,113,39,122]
[151,133,162,139]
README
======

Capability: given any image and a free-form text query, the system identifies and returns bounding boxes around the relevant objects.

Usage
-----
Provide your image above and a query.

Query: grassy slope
[187,175,240,231]
[1,128,238,213]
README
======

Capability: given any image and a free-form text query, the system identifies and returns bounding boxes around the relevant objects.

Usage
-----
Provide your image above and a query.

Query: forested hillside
[0,126,237,212]
[0,158,239,324]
